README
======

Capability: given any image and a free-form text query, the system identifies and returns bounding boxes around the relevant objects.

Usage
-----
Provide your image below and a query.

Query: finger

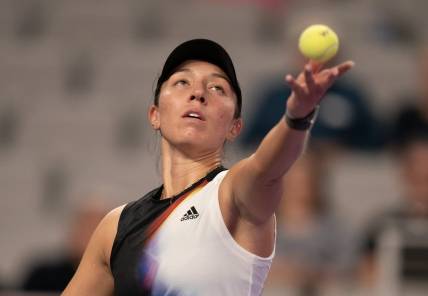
[309,60,323,73]
[315,68,339,92]
[336,60,355,76]
[285,74,305,97]
[326,68,339,86]
[304,64,317,91]
[318,60,354,80]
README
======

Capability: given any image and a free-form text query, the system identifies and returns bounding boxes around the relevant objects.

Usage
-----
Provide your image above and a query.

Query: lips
[182,110,205,121]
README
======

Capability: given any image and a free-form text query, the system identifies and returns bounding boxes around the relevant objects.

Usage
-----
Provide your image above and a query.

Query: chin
[163,129,224,154]
[178,138,222,156]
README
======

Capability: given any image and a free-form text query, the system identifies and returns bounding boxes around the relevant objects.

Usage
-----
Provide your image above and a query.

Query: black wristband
[284,106,320,131]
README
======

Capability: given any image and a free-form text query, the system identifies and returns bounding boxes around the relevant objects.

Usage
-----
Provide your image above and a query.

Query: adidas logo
[180,206,199,221]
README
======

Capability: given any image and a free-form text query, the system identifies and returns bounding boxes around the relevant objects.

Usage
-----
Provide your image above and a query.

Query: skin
[63,58,354,295]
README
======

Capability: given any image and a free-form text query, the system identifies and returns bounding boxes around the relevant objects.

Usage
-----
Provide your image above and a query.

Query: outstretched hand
[285,60,355,118]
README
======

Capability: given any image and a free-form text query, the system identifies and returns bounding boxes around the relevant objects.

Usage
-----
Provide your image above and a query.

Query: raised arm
[62,205,125,296]
[222,61,354,225]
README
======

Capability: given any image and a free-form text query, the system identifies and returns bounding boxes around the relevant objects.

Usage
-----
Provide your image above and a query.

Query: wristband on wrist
[284,105,320,131]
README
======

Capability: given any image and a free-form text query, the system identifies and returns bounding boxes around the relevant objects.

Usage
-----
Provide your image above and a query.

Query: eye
[174,79,189,86]
[210,85,225,94]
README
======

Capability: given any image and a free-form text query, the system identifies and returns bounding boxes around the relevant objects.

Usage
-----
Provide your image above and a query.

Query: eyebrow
[174,68,231,84]
[211,73,231,84]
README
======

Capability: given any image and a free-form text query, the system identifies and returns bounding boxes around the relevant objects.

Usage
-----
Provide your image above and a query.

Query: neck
[160,139,222,199]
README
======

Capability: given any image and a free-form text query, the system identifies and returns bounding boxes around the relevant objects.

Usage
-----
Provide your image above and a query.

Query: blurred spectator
[359,133,428,290]
[359,47,428,291]
[268,151,355,295]
[390,45,428,146]
[21,197,109,292]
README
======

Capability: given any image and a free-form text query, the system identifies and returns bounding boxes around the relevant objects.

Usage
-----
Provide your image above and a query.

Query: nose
[189,84,206,104]
[190,94,206,104]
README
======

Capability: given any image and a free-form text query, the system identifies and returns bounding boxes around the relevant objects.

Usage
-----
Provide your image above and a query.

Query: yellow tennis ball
[298,24,339,63]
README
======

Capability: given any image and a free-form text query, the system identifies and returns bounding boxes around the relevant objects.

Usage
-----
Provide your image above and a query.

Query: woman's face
[149,60,242,155]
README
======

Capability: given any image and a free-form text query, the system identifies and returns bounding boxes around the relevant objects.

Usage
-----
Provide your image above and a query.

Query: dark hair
[153,39,242,118]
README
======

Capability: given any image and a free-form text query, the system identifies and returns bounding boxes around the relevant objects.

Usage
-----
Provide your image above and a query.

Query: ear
[148,104,160,130]
[226,118,243,141]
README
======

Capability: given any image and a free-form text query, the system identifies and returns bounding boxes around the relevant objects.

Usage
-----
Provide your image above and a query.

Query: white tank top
[144,170,275,295]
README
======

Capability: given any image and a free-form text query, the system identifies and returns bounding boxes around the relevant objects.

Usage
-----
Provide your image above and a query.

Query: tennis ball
[298,24,339,63]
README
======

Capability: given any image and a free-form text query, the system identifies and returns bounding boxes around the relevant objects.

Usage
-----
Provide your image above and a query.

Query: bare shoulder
[219,157,257,221]
[101,204,127,262]
[103,205,126,231]
[62,204,126,296]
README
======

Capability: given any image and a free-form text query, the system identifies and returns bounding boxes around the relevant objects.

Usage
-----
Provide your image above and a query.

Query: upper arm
[62,205,125,296]
[221,155,283,225]
[221,117,307,224]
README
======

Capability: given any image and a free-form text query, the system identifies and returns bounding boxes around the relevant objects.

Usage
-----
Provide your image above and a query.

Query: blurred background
[1,0,428,295]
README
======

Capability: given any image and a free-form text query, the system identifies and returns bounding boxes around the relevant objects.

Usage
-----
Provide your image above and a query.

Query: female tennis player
[63,39,353,295]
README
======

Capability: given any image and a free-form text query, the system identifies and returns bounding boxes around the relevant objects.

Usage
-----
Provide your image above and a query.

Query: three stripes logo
[180,206,199,221]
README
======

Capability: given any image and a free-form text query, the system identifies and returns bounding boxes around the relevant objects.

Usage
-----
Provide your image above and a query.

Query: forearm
[226,61,353,222]
[252,116,309,183]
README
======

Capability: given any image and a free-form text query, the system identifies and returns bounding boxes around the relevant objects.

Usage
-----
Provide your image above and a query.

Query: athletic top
[110,167,275,296]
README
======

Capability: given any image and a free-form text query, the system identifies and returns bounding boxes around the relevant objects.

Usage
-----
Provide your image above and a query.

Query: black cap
[154,39,242,118]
